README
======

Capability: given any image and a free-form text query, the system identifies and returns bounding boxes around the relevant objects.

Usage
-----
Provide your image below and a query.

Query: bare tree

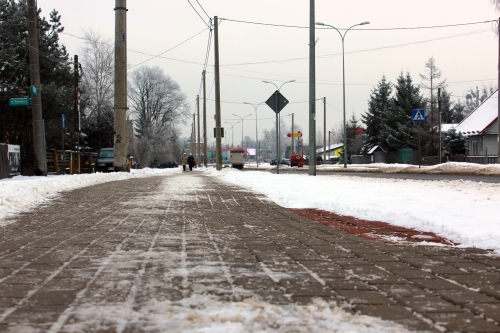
[492,0,500,11]
[129,66,190,167]
[79,29,115,151]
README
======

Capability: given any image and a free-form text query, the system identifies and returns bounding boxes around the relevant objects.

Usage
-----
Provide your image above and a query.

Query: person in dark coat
[187,153,195,171]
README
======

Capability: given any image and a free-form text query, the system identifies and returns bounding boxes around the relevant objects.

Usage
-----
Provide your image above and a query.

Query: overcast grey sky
[40,0,499,145]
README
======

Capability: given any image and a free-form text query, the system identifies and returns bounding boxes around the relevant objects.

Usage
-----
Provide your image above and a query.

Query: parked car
[157,161,179,168]
[96,148,114,172]
[280,159,290,166]
[270,160,277,165]
[222,160,231,168]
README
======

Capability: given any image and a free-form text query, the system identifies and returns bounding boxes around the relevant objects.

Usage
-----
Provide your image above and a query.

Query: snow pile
[247,161,500,175]
[0,167,182,225]
[61,296,409,333]
[206,168,500,253]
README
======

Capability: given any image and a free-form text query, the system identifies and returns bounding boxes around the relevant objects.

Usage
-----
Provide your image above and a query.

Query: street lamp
[262,79,295,174]
[315,21,370,168]
[224,121,240,148]
[232,114,252,149]
[243,102,265,167]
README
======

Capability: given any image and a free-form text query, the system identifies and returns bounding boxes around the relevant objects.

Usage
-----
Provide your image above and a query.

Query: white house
[455,90,499,156]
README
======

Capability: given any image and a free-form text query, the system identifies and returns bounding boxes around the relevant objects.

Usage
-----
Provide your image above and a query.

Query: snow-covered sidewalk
[2,162,500,252]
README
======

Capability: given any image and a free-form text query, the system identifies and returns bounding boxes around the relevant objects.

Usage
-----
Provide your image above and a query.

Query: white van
[230,149,245,169]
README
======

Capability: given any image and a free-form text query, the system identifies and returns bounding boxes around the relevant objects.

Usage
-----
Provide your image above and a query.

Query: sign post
[266,90,289,174]
[412,109,426,168]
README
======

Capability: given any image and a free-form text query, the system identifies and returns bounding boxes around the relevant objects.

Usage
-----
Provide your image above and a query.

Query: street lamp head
[360,21,370,25]
[262,81,270,84]
[315,22,325,26]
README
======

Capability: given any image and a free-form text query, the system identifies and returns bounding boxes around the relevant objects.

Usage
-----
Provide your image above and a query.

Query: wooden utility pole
[74,55,80,174]
[438,87,442,164]
[214,16,222,170]
[498,17,500,163]
[27,0,45,175]
[308,0,316,176]
[113,0,129,172]
[292,113,295,154]
[203,70,208,167]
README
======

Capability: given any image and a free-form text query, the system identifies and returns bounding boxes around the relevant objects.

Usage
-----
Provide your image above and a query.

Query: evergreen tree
[345,113,364,159]
[361,75,392,152]
[383,72,427,151]
[440,88,454,124]
[442,128,467,155]
[0,0,73,172]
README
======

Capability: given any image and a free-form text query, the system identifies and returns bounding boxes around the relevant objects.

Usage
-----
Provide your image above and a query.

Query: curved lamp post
[224,121,240,148]
[243,102,265,167]
[262,80,295,174]
[232,114,252,149]
[315,21,369,168]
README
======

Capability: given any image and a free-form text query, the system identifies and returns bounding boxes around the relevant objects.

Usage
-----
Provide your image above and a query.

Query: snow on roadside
[0,167,181,226]
[206,167,500,253]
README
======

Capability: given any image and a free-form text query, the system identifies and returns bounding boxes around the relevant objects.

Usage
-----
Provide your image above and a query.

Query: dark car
[280,159,290,166]
[96,148,114,172]
[157,161,179,168]
[270,160,277,165]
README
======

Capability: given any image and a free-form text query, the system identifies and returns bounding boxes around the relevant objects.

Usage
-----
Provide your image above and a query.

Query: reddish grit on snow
[290,208,457,246]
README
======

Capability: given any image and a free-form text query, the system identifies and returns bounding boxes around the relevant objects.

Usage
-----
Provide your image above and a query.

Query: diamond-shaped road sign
[265,90,289,114]
[412,109,425,122]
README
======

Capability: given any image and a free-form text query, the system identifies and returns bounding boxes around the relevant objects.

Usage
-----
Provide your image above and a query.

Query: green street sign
[9,98,32,107]
[30,85,37,96]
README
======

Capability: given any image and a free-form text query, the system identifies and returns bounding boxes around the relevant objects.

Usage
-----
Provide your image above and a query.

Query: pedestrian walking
[187,153,195,171]
[181,153,188,171]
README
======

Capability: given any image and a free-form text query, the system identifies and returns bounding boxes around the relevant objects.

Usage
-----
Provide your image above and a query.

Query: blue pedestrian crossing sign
[412,109,425,122]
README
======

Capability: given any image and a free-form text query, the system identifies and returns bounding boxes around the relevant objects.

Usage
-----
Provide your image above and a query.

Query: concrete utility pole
[197,95,200,166]
[113,0,129,171]
[203,70,207,167]
[323,97,326,163]
[292,113,295,154]
[214,16,222,170]
[309,0,316,176]
[438,87,442,164]
[27,0,45,176]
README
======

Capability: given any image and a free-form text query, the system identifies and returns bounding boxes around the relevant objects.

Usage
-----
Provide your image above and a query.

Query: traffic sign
[9,98,32,107]
[62,114,66,129]
[297,141,302,147]
[293,131,302,138]
[265,90,289,113]
[412,109,425,122]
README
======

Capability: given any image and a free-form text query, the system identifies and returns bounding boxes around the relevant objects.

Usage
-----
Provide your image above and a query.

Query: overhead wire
[220,18,497,31]
[129,27,208,69]
[195,0,211,20]
[187,0,210,28]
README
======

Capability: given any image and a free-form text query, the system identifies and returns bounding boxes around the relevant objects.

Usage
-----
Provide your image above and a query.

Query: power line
[129,28,208,69]
[220,17,497,31]
[187,0,210,28]
[221,29,490,67]
[195,0,211,19]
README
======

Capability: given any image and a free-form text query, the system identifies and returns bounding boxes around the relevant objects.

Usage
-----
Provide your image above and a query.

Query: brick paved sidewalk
[0,173,499,332]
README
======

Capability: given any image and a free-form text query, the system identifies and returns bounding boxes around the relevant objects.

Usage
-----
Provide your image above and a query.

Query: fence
[0,145,8,179]
[46,150,97,174]
[449,155,498,164]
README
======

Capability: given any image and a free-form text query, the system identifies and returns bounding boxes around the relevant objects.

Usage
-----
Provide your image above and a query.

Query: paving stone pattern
[0,173,499,332]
